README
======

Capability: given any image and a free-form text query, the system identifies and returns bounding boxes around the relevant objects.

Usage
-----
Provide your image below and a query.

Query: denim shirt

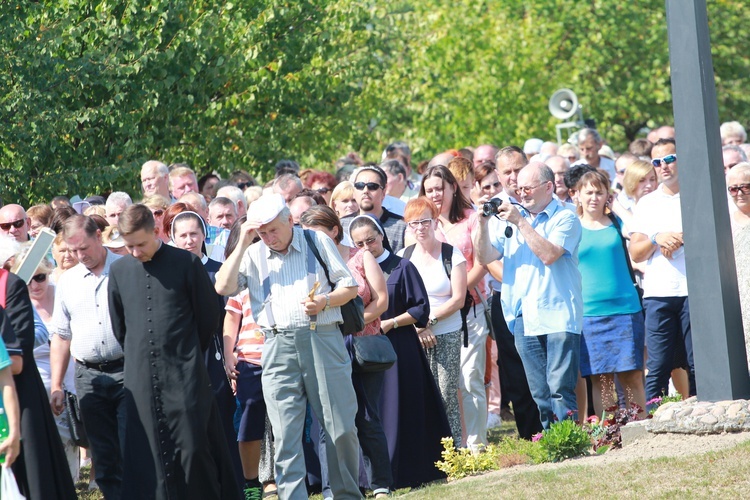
[489,198,583,336]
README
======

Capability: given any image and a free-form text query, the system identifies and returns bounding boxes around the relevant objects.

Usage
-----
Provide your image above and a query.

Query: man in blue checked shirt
[475,161,583,429]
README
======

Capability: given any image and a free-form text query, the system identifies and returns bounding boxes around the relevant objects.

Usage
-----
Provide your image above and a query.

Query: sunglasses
[0,219,25,231]
[651,154,677,167]
[152,209,165,217]
[353,182,382,192]
[407,218,432,229]
[316,187,332,195]
[354,236,377,248]
[31,273,47,283]
[728,183,750,196]
[481,181,501,191]
[237,182,253,190]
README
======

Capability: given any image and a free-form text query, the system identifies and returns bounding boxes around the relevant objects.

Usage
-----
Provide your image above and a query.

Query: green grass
[403,439,750,499]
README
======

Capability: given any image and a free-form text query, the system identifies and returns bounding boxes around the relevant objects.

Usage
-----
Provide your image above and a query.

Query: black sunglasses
[0,219,25,231]
[31,273,47,283]
[316,187,333,194]
[353,182,382,191]
[237,182,253,190]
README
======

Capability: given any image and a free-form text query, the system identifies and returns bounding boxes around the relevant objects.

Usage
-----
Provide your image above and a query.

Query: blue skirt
[580,312,645,377]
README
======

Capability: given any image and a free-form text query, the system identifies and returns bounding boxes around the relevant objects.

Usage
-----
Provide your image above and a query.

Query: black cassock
[108,244,240,500]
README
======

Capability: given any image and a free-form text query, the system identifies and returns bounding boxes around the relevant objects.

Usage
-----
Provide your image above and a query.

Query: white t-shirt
[573,156,616,183]
[631,185,687,297]
[398,245,466,335]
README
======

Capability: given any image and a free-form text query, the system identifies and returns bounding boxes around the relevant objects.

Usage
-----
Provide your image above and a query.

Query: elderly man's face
[0,205,29,242]
[171,175,198,198]
[208,203,237,230]
[141,168,168,196]
[516,167,553,215]
[723,149,744,172]
[257,214,294,253]
[106,203,127,226]
[578,136,601,163]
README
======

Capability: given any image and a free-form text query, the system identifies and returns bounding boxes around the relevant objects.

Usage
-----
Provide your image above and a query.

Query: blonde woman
[329,181,359,218]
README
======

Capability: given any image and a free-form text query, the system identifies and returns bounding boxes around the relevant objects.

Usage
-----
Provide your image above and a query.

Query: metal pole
[665,0,750,400]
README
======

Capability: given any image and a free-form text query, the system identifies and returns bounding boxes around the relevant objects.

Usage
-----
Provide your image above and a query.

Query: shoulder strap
[606,213,637,285]
[303,230,333,288]
[441,242,453,279]
[0,269,8,309]
[402,243,416,261]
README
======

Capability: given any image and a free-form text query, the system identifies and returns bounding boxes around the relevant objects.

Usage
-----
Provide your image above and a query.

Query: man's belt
[75,357,124,372]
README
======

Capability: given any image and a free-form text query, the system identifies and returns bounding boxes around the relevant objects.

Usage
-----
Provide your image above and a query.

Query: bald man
[0,204,30,242]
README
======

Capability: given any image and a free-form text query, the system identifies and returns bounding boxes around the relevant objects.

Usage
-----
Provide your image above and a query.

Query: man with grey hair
[572,128,616,182]
[216,185,247,217]
[214,193,360,499]
[178,192,209,221]
[723,144,748,172]
[140,161,170,199]
[272,174,302,203]
[208,197,237,231]
[105,192,133,226]
[475,161,583,429]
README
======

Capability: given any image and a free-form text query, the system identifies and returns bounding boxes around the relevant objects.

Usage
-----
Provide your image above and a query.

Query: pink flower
[532,433,543,442]
[586,415,600,424]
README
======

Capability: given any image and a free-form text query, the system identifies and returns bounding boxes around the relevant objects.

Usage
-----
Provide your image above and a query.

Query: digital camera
[482,198,503,217]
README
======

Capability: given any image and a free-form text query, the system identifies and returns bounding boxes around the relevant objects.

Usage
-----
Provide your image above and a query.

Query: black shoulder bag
[607,213,644,307]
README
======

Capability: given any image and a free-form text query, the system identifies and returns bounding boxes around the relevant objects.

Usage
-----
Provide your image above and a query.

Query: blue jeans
[513,317,580,429]
[75,363,127,500]
[643,296,694,402]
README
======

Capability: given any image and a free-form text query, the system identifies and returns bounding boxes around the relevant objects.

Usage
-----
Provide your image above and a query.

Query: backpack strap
[440,242,469,347]
[606,213,638,289]
[402,243,416,262]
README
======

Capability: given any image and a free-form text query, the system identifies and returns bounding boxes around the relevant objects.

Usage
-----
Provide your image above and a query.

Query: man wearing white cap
[215,193,362,500]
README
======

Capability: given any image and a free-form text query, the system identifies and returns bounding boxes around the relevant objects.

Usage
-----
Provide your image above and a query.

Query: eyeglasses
[481,181,501,191]
[316,187,332,195]
[0,219,25,231]
[354,236,377,248]
[152,209,164,217]
[353,182,383,192]
[237,182,253,190]
[728,183,750,196]
[516,182,548,195]
[651,154,677,167]
[31,273,47,283]
[407,218,432,229]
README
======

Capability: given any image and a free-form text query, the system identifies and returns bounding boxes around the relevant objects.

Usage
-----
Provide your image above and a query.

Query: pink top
[436,209,486,304]
[347,248,381,337]
[225,289,264,366]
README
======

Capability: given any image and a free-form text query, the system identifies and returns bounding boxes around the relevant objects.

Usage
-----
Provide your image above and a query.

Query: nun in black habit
[108,205,239,500]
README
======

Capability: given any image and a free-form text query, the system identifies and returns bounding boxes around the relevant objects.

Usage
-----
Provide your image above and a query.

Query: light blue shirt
[489,198,583,336]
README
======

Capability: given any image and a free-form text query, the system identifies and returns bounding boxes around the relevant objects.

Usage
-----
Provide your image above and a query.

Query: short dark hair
[564,164,596,190]
[62,214,100,241]
[653,138,676,148]
[353,165,387,188]
[118,204,155,235]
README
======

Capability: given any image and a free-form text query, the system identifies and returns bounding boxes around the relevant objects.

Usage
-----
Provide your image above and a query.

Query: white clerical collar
[375,249,390,264]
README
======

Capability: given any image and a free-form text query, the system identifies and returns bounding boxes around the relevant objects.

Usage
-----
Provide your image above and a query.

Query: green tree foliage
[1,1,748,205]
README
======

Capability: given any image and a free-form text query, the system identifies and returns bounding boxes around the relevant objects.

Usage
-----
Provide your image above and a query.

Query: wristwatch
[428,316,439,327]
[324,294,330,311]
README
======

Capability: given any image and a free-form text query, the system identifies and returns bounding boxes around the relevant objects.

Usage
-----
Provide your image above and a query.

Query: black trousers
[491,291,543,439]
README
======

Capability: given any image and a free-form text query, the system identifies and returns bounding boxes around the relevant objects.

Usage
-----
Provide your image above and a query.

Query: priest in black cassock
[108,204,240,500]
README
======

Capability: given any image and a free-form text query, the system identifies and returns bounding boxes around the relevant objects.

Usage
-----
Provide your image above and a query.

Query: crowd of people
[0,121,747,500]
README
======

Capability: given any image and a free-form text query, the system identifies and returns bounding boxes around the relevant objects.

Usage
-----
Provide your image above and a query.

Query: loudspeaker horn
[548,88,579,121]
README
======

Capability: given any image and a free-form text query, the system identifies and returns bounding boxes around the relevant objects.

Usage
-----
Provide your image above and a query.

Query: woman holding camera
[420,165,489,452]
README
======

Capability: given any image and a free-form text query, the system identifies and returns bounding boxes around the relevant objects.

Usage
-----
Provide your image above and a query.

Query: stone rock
[712,406,726,417]
[728,403,744,418]
[700,415,718,425]
[621,420,651,447]
[691,407,708,417]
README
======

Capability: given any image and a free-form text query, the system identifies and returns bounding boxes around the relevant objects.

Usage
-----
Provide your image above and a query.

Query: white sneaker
[487,412,502,429]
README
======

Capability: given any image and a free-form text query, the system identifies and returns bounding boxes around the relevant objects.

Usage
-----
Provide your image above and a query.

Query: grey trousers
[425,329,462,448]
[262,325,361,500]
